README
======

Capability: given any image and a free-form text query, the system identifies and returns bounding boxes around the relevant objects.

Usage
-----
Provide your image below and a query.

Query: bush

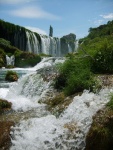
[5,70,18,82]
[92,42,113,73]
[55,56,95,96]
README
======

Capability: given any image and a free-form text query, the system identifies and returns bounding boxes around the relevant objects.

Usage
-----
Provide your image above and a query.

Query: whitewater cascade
[0,57,112,150]
[6,55,15,66]
[40,35,61,56]
[25,32,62,56]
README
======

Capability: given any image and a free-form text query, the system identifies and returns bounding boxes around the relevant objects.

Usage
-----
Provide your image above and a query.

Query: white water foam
[10,88,112,150]
[0,88,9,99]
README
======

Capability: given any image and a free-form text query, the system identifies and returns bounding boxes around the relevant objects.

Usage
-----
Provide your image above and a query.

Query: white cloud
[9,6,61,20]
[100,13,113,19]
[0,0,34,4]
[94,19,104,26]
[25,26,47,35]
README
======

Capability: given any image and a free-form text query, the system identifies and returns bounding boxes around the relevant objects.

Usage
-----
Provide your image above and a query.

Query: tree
[49,25,53,37]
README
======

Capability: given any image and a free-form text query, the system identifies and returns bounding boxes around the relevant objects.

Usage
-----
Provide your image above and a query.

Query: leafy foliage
[78,20,113,74]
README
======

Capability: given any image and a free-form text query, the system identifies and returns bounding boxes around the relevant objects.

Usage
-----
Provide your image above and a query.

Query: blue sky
[0,0,113,39]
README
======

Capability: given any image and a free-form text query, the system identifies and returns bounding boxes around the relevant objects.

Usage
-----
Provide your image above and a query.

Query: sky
[0,0,113,39]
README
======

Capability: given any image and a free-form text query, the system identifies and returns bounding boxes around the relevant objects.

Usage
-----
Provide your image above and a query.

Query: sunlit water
[0,57,112,150]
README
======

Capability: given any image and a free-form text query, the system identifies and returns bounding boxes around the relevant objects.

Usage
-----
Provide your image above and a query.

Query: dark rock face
[62,33,76,41]
[60,33,76,56]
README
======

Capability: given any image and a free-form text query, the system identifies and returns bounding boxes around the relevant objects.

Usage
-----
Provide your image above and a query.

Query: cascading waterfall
[26,31,40,54]
[40,36,61,56]
[0,57,112,150]
[6,55,15,66]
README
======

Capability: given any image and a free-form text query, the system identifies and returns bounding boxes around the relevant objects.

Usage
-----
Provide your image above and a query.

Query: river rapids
[0,57,112,150]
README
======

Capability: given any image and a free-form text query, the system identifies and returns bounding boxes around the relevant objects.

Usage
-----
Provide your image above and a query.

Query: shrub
[55,56,95,96]
[92,40,113,73]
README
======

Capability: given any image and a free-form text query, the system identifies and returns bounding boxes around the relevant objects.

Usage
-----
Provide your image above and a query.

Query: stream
[0,57,112,150]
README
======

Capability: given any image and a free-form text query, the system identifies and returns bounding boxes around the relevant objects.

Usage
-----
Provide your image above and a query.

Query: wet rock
[0,99,12,113]
[85,108,113,150]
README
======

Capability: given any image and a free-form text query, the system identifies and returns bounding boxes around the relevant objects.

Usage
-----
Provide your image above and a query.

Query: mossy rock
[85,107,113,150]
[0,99,12,112]
[5,70,18,82]
[44,92,76,116]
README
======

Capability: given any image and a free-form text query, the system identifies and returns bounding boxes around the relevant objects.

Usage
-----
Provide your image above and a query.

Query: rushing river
[0,57,112,150]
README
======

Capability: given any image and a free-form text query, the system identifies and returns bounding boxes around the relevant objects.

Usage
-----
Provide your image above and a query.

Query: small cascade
[75,40,78,51]
[6,55,15,66]
[68,44,72,53]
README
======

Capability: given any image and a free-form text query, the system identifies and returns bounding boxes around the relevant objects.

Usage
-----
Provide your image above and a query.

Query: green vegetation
[107,94,113,110]
[55,20,113,96]
[55,56,95,96]
[79,20,113,73]
[15,51,41,67]
[5,70,18,82]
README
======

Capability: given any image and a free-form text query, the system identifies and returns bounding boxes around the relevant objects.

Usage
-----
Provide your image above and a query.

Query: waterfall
[26,31,40,53]
[68,44,72,53]
[6,55,15,66]
[40,36,51,55]
[0,57,112,150]
[40,36,61,56]
[75,40,78,51]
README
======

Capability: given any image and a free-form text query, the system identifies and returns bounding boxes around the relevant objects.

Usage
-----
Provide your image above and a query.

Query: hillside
[78,20,113,73]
